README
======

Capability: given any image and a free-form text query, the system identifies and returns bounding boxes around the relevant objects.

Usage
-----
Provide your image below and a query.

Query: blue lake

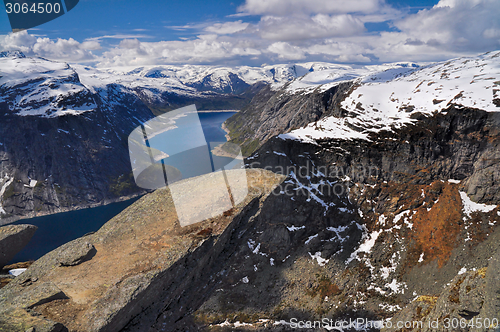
[10,111,236,263]
[10,197,140,262]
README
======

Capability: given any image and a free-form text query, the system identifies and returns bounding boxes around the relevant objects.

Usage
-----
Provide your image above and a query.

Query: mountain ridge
[0,51,424,222]
[1,50,500,331]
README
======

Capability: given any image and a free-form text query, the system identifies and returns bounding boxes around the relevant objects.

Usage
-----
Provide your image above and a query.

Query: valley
[0,50,500,331]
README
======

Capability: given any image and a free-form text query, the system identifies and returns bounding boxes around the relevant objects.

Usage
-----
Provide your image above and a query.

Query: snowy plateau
[1,49,500,331]
[280,51,500,143]
[1,49,424,118]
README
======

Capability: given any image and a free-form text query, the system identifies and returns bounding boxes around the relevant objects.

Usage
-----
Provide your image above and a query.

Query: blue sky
[0,0,438,41]
[1,0,499,66]
[1,0,248,41]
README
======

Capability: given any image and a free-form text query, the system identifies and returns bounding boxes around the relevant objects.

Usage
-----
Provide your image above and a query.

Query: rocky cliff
[0,54,153,223]
[1,51,500,331]
[0,53,286,223]
[0,169,284,332]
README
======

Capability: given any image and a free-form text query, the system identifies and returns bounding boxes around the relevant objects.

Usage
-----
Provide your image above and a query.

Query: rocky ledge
[0,169,284,332]
[0,224,37,269]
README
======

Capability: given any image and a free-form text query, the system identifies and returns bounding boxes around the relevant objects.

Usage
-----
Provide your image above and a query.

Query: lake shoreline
[210,120,244,160]
[197,110,240,113]
[211,144,244,160]
[0,191,147,227]
[221,121,231,141]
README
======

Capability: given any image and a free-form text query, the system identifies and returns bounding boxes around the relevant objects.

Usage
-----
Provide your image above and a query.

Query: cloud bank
[1,0,499,66]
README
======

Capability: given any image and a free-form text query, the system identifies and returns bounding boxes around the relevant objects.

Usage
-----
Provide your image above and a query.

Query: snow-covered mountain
[0,50,496,223]
[280,51,500,143]
[0,53,96,117]
[2,49,500,330]
[214,50,500,329]
[0,52,423,119]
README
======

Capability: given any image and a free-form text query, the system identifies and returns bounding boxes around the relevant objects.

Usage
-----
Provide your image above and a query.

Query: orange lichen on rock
[409,182,463,268]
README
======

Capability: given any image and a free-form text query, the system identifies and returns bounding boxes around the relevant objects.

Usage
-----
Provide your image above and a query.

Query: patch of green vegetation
[217,142,241,156]
[241,139,261,157]
[475,267,487,278]
[3,182,17,199]
[109,172,137,196]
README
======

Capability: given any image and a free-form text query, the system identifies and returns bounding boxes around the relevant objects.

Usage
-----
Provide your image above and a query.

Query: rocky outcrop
[225,81,353,156]
[0,169,284,332]
[383,253,499,332]
[0,224,37,269]
[57,241,96,267]
[2,107,499,331]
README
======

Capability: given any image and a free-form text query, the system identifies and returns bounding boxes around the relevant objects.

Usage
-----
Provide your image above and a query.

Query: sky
[0,0,499,67]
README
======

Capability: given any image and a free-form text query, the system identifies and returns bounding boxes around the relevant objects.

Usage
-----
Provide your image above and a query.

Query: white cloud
[239,0,384,16]
[80,40,101,51]
[1,0,499,66]
[205,21,250,34]
[483,28,500,39]
[0,31,99,61]
[97,35,264,67]
[393,0,500,54]
[85,34,154,42]
[267,42,306,60]
[259,14,365,40]
[0,31,37,54]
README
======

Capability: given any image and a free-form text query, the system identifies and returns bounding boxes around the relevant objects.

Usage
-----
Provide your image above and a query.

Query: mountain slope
[0,51,499,331]
[0,55,157,222]
[0,53,422,222]
[282,51,500,144]
[201,51,500,330]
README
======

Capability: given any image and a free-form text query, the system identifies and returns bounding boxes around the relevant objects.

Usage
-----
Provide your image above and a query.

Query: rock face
[0,224,37,269]
[225,81,353,156]
[57,242,96,267]
[1,51,500,331]
[0,169,284,332]
[0,54,276,223]
[0,56,156,223]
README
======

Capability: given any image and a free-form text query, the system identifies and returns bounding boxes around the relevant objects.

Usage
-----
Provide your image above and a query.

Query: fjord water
[147,111,238,179]
[10,111,236,263]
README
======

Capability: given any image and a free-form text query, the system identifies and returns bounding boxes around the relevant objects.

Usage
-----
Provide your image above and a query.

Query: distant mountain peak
[0,50,26,58]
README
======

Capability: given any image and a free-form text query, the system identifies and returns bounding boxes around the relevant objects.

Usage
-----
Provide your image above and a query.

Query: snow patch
[287,225,305,232]
[305,234,318,244]
[385,279,406,294]
[0,177,14,214]
[346,229,381,265]
[418,253,425,263]
[9,268,26,277]
[460,191,497,218]
[309,252,329,267]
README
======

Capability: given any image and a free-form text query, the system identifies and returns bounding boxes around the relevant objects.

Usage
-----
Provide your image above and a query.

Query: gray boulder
[57,241,96,266]
[0,224,37,269]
